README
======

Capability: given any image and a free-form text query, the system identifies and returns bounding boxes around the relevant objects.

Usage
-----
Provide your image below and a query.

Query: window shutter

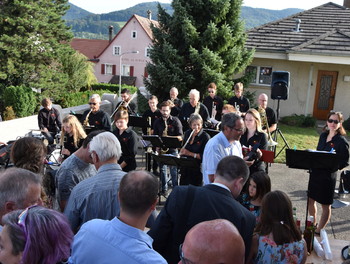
[144,67,148,78]
[112,65,116,75]
[101,64,105,74]
[130,66,134,77]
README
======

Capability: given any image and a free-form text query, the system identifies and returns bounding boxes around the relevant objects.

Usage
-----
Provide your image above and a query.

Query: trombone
[258,106,278,149]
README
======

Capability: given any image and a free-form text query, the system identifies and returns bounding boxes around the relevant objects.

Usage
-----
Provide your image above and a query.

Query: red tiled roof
[70,38,109,60]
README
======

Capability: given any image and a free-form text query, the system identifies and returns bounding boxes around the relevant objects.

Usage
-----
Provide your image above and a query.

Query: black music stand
[128,115,149,129]
[142,135,164,171]
[204,128,220,138]
[286,149,339,226]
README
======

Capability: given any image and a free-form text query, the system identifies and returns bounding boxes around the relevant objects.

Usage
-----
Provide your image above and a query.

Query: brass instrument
[83,110,92,128]
[258,106,278,149]
[161,118,169,154]
[146,117,153,154]
[234,102,240,113]
[211,101,216,119]
[194,102,200,115]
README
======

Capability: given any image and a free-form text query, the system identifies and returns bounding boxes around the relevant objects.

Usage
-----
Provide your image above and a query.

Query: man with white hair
[179,89,209,131]
[64,131,126,233]
[81,94,111,133]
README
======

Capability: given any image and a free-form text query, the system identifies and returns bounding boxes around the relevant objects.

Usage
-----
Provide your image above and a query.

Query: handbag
[339,170,350,194]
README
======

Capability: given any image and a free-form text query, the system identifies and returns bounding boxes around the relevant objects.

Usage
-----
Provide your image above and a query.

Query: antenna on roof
[147,10,152,20]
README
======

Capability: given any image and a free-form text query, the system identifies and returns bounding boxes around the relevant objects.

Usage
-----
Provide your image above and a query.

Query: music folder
[128,115,149,128]
[286,149,339,171]
[142,135,164,148]
[161,136,182,149]
[151,154,200,169]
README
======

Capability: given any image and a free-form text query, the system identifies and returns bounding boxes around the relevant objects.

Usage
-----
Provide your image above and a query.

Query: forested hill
[64,2,302,39]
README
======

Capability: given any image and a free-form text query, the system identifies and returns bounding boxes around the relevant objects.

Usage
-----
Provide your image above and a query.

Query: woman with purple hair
[0,205,73,264]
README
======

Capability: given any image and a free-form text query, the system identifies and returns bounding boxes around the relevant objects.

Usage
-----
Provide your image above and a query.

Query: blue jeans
[160,149,178,192]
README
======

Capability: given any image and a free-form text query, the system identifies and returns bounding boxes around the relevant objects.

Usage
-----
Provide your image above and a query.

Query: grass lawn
[272,124,320,164]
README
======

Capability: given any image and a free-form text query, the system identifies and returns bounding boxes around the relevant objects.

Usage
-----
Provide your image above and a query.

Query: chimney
[344,0,350,8]
[294,19,301,32]
[147,10,152,20]
[108,25,114,42]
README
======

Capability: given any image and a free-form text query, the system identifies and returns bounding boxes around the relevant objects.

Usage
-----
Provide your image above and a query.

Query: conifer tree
[145,0,254,100]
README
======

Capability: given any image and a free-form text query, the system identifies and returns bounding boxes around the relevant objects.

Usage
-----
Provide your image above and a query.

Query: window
[113,46,121,55]
[122,65,130,76]
[105,64,113,75]
[145,47,151,57]
[131,30,137,39]
[246,66,272,85]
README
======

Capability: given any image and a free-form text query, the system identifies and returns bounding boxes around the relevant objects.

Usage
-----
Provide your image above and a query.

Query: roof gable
[246,2,350,55]
[70,38,109,60]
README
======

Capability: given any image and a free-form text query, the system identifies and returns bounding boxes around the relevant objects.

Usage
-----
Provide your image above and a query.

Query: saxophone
[258,106,278,149]
[83,110,92,128]
[161,118,169,154]
[194,102,200,115]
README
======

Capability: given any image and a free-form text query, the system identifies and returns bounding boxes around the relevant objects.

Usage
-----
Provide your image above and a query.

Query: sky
[69,0,344,14]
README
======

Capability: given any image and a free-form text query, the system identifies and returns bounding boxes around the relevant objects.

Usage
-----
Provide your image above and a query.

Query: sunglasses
[89,102,97,105]
[18,204,39,239]
[327,119,339,124]
[179,243,195,264]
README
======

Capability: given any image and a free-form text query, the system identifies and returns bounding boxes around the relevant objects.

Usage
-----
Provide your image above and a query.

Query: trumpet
[258,106,278,149]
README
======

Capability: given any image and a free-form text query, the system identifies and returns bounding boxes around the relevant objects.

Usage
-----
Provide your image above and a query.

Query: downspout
[305,64,314,116]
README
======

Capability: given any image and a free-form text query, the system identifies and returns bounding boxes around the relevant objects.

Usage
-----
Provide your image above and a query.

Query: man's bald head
[258,93,268,109]
[179,219,245,264]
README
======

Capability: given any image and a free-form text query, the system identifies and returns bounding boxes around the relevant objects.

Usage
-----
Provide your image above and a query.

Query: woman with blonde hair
[240,108,267,174]
[60,115,86,160]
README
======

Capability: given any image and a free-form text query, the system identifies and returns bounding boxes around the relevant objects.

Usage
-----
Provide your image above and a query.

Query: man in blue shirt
[68,170,167,264]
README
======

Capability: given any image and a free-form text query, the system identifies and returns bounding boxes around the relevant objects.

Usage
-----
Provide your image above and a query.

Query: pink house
[94,14,158,88]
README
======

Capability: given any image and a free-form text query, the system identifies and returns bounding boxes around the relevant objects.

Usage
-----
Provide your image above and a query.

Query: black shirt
[170,98,183,117]
[81,109,111,133]
[38,107,62,133]
[115,100,137,115]
[203,95,223,121]
[228,96,250,113]
[62,134,84,159]
[179,103,209,131]
[113,127,138,172]
[153,116,183,137]
[142,109,162,135]
[182,129,210,160]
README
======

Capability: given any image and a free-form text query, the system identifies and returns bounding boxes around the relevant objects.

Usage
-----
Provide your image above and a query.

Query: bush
[3,85,37,117]
[56,90,111,108]
[280,114,316,128]
[3,106,16,120]
[91,84,137,95]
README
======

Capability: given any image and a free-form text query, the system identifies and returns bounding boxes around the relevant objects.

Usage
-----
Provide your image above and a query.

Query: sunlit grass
[273,124,320,163]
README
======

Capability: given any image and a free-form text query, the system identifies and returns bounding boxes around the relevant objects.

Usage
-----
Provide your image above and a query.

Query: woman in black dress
[240,109,268,174]
[113,110,138,172]
[308,111,349,233]
[179,113,210,186]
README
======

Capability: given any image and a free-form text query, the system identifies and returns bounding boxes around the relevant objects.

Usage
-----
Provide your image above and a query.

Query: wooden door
[313,71,338,120]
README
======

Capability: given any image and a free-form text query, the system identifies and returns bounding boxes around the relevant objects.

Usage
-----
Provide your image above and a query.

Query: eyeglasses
[179,244,195,264]
[328,119,339,124]
[208,91,215,94]
[230,127,245,133]
[89,102,97,105]
[18,204,38,239]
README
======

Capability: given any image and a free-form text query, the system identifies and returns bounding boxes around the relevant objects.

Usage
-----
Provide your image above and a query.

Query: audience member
[257,93,277,133]
[179,219,245,264]
[202,112,252,184]
[64,131,126,233]
[0,205,73,264]
[238,171,271,224]
[228,82,250,114]
[81,94,111,133]
[113,110,138,172]
[247,190,307,264]
[0,168,43,232]
[55,130,103,212]
[60,115,86,160]
[69,170,167,264]
[148,155,255,263]
[38,97,62,144]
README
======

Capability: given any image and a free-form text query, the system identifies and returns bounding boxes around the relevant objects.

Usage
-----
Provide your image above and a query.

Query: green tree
[3,85,37,118]
[0,0,73,88]
[145,0,254,100]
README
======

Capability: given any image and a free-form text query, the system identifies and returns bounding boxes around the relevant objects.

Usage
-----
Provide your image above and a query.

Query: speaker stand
[273,99,290,158]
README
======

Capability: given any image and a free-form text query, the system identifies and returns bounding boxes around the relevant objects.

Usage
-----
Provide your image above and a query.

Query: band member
[308,111,349,234]
[113,110,138,172]
[169,87,183,116]
[81,94,111,133]
[179,114,210,186]
[256,93,277,133]
[115,88,137,115]
[179,89,209,131]
[240,109,267,175]
[143,95,162,174]
[228,82,250,114]
[153,101,183,195]
[38,98,62,144]
[142,95,162,135]
[203,82,223,121]
[60,115,87,160]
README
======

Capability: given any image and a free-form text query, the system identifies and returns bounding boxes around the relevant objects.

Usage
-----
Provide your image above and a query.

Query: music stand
[286,149,339,226]
[204,128,220,138]
[128,115,149,129]
[161,136,182,149]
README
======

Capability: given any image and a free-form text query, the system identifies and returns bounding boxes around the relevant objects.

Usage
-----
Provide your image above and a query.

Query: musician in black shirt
[179,114,210,186]
[169,87,183,117]
[113,110,139,172]
[114,88,137,116]
[228,82,250,114]
[203,83,223,121]
[81,94,111,133]
[179,89,209,131]
[256,93,277,133]
[38,98,62,144]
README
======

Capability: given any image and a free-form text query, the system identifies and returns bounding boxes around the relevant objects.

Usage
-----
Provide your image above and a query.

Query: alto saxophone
[83,110,92,128]
[161,118,169,154]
